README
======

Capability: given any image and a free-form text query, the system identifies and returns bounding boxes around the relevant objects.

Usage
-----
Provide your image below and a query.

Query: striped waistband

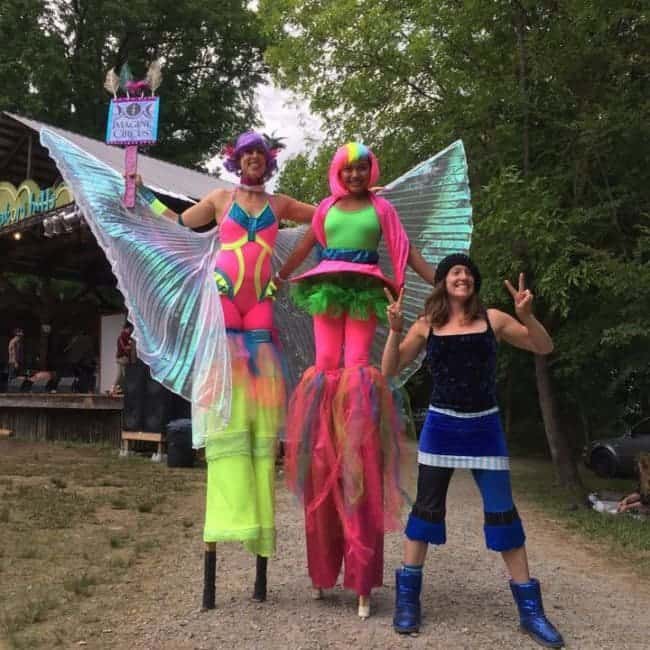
[428,405,499,418]
[226,328,273,344]
[319,247,379,264]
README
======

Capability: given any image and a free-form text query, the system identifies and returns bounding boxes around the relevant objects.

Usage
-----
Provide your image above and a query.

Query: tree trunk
[534,355,581,489]
[514,5,581,490]
[578,401,591,446]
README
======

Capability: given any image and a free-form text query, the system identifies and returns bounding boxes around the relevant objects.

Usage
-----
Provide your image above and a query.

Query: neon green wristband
[140,187,168,217]
[150,198,168,217]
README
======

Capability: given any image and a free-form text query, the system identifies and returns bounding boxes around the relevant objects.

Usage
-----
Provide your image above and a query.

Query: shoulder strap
[217,189,237,226]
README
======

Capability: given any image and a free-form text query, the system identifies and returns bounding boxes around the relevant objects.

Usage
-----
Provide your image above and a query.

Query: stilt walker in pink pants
[278,143,436,618]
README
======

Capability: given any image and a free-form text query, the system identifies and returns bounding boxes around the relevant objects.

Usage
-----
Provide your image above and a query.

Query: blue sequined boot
[510,578,565,648]
[393,568,422,634]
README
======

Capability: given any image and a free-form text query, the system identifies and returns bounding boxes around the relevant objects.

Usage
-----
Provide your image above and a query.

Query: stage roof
[0,112,233,203]
[0,111,231,289]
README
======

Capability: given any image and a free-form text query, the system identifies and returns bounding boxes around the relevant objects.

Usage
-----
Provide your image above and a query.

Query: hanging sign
[105,97,160,146]
[103,61,162,208]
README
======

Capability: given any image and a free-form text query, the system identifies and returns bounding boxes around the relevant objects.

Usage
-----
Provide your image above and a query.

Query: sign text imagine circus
[105,97,160,146]
[0,180,73,229]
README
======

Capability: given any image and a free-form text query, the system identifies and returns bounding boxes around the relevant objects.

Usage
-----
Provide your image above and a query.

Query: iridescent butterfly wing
[375,140,473,384]
[40,128,231,446]
[271,224,318,391]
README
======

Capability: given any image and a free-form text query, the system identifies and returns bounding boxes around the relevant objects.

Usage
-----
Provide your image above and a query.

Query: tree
[276,147,332,204]
[263,0,650,489]
[0,0,267,168]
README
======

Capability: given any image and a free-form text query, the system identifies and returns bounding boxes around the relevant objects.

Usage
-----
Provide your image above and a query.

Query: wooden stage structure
[0,393,123,445]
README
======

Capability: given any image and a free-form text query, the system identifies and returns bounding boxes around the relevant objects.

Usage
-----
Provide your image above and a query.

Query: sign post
[104,62,161,208]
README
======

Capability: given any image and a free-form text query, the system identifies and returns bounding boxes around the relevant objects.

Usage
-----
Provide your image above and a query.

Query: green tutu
[291,273,388,321]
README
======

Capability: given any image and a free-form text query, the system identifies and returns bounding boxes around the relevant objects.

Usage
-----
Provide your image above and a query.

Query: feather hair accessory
[103,68,120,98]
[145,60,163,95]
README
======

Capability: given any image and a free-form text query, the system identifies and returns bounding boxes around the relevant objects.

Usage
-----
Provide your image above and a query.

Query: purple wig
[328,142,380,198]
[222,131,278,181]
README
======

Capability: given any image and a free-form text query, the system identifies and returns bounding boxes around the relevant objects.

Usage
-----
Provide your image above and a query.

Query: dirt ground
[1,440,649,649]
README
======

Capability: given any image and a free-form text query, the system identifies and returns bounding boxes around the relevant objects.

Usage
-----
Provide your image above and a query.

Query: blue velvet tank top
[426,318,497,412]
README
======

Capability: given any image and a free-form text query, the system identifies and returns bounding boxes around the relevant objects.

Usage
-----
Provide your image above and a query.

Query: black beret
[433,254,482,293]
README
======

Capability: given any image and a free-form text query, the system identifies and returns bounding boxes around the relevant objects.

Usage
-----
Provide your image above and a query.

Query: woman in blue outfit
[381,254,564,648]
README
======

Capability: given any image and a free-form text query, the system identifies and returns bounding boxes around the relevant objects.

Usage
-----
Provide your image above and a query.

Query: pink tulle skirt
[285,365,405,594]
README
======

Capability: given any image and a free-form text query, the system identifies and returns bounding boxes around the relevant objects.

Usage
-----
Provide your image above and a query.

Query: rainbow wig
[328,142,380,198]
[222,132,279,181]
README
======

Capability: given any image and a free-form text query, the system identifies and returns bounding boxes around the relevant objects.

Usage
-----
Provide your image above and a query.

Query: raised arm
[407,244,436,285]
[276,227,318,281]
[136,178,225,228]
[178,189,228,228]
[488,273,554,355]
[381,288,429,376]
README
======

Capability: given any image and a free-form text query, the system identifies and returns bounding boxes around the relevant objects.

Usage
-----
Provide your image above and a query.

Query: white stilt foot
[358,595,370,619]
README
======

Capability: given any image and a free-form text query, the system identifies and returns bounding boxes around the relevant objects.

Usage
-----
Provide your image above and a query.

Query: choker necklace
[238,177,266,193]
[236,184,266,193]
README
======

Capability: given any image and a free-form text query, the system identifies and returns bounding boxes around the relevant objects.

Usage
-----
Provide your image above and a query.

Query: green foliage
[511,459,649,577]
[276,146,333,204]
[263,0,650,450]
[0,0,267,167]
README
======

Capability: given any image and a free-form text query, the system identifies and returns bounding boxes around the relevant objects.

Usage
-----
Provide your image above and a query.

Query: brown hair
[423,282,487,328]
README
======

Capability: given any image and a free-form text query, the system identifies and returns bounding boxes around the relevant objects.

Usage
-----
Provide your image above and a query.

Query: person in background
[112,322,134,394]
[7,328,24,380]
[617,453,650,514]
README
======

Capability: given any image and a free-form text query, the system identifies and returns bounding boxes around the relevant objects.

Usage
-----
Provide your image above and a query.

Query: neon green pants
[203,363,282,557]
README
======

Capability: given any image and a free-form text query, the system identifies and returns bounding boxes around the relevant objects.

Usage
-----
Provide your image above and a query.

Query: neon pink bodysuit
[214,198,279,330]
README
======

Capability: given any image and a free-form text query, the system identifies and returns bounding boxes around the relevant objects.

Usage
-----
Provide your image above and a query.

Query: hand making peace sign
[384,287,405,333]
[504,272,534,320]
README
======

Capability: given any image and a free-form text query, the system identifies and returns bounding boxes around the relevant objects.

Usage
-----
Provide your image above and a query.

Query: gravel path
[106,466,648,650]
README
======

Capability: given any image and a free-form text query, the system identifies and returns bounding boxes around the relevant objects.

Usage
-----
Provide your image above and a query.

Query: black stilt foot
[252,555,267,602]
[202,549,216,610]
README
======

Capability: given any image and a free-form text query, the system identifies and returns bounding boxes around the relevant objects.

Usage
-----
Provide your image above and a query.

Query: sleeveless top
[213,200,278,300]
[426,318,497,413]
[323,204,381,251]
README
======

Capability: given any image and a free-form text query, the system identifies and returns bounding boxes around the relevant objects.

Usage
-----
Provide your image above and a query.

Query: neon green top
[324,204,381,250]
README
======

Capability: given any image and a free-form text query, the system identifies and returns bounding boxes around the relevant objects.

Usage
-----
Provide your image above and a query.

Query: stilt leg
[202,543,216,610]
[358,594,370,619]
[251,555,267,602]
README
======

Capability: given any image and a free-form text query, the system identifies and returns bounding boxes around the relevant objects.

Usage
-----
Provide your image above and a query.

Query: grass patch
[511,458,650,575]
[109,553,133,570]
[1,593,58,636]
[109,532,130,549]
[134,539,160,556]
[11,485,96,529]
[0,439,205,649]
[63,572,97,597]
[17,546,38,560]
[98,478,125,487]
[50,477,67,489]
